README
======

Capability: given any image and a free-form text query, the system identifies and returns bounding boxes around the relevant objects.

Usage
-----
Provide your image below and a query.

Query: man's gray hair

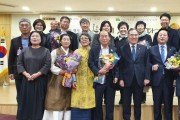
[19,18,31,25]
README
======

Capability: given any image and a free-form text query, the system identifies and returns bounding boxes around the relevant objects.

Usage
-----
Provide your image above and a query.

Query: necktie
[132,46,136,61]
[160,45,165,63]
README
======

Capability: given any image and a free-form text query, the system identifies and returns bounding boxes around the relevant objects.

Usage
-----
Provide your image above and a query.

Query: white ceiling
[0,0,180,15]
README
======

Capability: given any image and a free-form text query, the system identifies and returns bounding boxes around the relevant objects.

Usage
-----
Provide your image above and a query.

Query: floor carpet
[0,114,16,120]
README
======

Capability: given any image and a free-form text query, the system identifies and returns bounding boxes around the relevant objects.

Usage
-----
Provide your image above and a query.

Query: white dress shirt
[129,43,137,53]
[100,45,109,55]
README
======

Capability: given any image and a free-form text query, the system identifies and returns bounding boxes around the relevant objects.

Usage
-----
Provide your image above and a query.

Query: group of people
[7,12,180,120]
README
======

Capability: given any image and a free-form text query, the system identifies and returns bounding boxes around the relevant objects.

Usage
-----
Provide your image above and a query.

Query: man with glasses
[8,18,31,118]
[77,18,94,48]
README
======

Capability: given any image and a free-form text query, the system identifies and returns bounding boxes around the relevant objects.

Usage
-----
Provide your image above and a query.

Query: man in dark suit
[152,13,180,50]
[8,18,31,105]
[88,30,119,120]
[119,28,150,120]
[59,16,78,51]
[149,28,176,120]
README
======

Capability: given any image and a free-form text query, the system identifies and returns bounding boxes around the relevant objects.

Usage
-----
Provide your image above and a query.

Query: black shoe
[119,99,123,104]
[141,100,146,104]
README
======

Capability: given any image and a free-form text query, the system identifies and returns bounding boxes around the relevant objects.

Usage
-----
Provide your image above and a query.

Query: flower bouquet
[165,52,180,70]
[50,31,61,50]
[94,52,120,84]
[55,53,82,88]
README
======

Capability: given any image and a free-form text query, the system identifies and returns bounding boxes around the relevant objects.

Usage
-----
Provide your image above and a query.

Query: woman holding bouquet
[43,34,72,120]
[71,33,95,120]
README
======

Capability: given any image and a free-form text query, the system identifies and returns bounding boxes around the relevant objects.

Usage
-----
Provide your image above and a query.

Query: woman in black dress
[17,31,51,120]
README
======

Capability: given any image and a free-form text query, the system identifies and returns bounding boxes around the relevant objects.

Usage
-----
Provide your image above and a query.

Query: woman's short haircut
[135,21,146,29]
[29,31,43,46]
[117,21,129,30]
[99,20,113,33]
[79,32,91,42]
[33,19,46,31]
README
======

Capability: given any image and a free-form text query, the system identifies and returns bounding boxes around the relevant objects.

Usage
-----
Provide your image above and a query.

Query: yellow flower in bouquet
[54,34,60,43]
[99,54,115,64]
[94,52,120,84]
[165,56,180,69]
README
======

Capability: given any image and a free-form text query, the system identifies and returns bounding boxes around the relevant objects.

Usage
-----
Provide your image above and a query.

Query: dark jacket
[118,44,150,87]
[8,36,24,79]
[138,34,152,47]
[149,45,176,87]
[41,32,50,50]
[114,36,128,49]
[88,45,119,87]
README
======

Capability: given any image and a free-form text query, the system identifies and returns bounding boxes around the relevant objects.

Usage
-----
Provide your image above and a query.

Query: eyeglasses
[80,37,89,40]
[36,24,43,27]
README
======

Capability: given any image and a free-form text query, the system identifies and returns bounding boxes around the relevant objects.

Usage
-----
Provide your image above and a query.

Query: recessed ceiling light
[22,6,30,11]
[108,7,114,11]
[150,7,157,12]
[65,7,72,11]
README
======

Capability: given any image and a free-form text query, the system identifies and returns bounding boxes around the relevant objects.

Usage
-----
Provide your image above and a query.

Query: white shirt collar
[61,46,69,55]
[129,43,137,48]
[158,44,167,48]
[101,45,109,49]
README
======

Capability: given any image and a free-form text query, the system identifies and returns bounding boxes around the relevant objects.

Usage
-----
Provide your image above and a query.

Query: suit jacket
[8,36,24,79]
[149,45,176,87]
[118,44,150,87]
[114,36,128,49]
[88,45,119,86]
[152,27,180,50]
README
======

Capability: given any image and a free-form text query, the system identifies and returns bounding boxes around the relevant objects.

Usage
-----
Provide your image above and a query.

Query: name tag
[17,47,21,55]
